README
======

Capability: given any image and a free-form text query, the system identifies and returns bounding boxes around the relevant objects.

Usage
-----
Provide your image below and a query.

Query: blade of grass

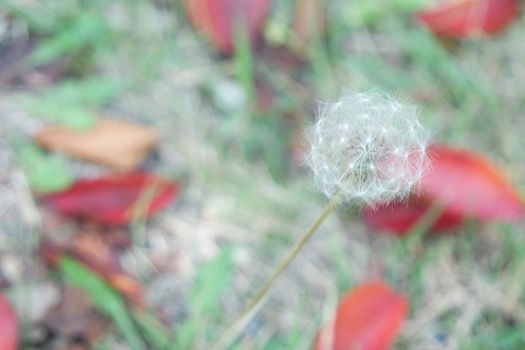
[132,307,172,350]
[403,201,447,250]
[59,256,146,350]
[234,22,255,111]
[174,247,235,349]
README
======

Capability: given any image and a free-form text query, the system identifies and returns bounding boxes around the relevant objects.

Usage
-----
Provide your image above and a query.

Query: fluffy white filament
[306,91,430,204]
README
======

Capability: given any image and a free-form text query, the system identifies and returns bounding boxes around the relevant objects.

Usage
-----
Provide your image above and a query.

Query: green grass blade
[58,256,146,350]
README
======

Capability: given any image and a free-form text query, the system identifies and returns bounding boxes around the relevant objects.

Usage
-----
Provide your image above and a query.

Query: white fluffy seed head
[305,90,430,205]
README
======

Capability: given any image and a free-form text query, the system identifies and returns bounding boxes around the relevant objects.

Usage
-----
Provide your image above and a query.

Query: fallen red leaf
[0,293,18,350]
[417,0,520,38]
[423,144,523,221]
[184,0,270,54]
[41,172,178,226]
[362,144,523,234]
[362,198,463,235]
[314,281,407,350]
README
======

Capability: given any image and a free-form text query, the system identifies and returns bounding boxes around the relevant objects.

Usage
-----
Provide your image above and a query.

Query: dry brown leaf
[44,287,93,337]
[35,118,159,171]
[43,286,111,348]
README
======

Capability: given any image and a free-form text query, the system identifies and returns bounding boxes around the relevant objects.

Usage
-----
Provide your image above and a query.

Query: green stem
[210,193,343,350]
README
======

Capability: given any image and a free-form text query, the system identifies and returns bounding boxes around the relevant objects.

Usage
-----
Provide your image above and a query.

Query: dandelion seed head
[305,90,430,204]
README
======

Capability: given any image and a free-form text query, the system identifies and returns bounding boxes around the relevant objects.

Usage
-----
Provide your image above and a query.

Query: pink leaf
[417,0,520,38]
[184,0,270,54]
[0,293,18,350]
[314,281,407,350]
[423,144,524,221]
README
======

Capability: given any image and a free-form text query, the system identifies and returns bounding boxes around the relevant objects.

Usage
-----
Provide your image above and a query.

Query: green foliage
[4,2,60,33]
[234,24,255,109]
[191,247,235,315]
[404,30,477,99]
[175,247,235,349]
[7,1,111,75]
[132,308,172,350]
[229,114,290,182]
[28,12,110,67]
[60,259,174,350]
[460,310,525,350]
[340,0,430,27]
[22,77,120,129]
[17,142,73,194]
[59,256,146,350]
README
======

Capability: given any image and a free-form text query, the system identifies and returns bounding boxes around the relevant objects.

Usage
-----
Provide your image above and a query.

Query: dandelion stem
[210,192,343,350]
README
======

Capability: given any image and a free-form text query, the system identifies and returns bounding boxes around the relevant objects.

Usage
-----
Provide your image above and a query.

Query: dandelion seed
[305,90,430,204]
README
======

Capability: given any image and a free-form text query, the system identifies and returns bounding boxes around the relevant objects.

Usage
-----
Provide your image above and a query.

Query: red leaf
[184,0,270,54]
[41,172,178,226]
[423,144,523,221]
[417,0,520,38]
[362,198,463,235]
[314,281,407,350]
[0,293,18,350]
[362,144,523,234]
